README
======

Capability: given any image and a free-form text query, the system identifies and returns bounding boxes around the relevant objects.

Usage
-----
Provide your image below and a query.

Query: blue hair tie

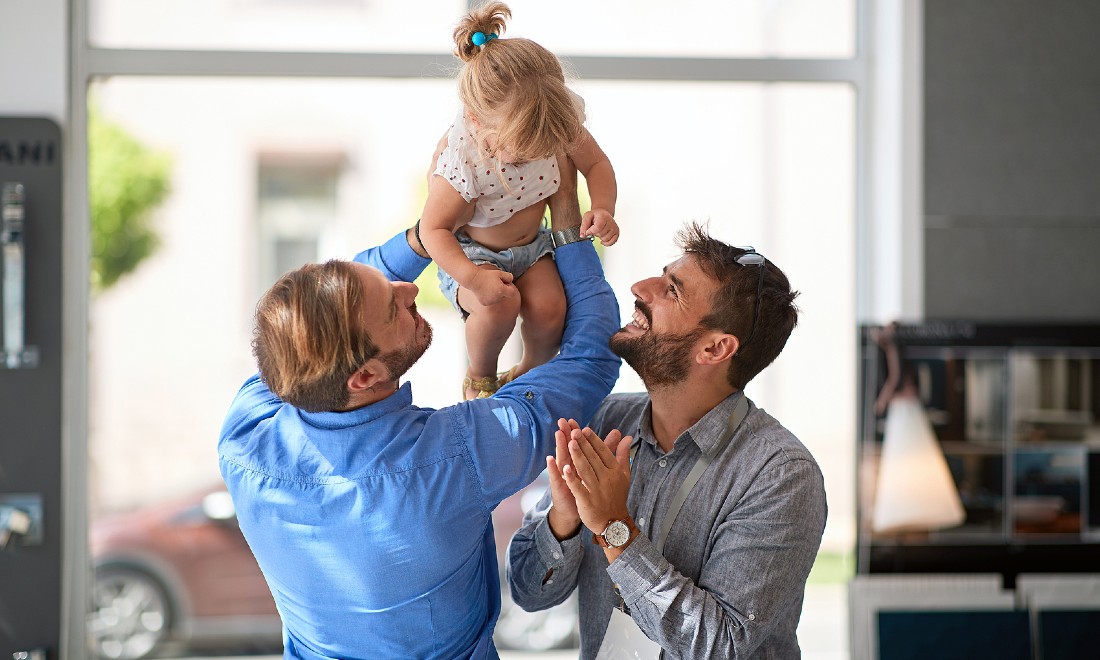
[471,32,498,47]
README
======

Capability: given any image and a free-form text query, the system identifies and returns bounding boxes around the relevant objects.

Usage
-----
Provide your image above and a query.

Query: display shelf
[856,323,1100,583]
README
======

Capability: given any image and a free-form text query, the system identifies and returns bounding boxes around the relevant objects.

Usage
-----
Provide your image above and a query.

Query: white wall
[0,0,67,121]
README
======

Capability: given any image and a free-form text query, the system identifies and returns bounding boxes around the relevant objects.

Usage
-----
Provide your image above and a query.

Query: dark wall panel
[925,218,1100,320]
[0,117,63,656]
[924,0,1100,217]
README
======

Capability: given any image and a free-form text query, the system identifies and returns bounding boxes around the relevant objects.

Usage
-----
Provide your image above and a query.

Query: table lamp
[870,324,965,534]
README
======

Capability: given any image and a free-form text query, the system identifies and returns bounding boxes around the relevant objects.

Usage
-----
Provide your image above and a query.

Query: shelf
[856,323,1100,579]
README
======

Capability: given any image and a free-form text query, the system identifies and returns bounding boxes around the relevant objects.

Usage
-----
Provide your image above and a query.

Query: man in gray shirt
[507,222,827,658]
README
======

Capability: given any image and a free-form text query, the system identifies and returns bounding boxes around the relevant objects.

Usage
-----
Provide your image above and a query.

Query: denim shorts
[437,228,555,315]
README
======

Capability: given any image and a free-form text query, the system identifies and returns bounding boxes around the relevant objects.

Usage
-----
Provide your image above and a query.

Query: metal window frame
[64,1,883,657]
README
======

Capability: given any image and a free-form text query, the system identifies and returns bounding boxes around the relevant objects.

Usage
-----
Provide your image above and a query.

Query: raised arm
[450,157,621,507]
[567,129,619,246]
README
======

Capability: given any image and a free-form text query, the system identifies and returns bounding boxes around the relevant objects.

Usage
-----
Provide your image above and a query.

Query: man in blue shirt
[218,163,620,659]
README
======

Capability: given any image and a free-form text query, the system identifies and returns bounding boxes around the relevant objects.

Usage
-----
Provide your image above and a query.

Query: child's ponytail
[453,1,511,62]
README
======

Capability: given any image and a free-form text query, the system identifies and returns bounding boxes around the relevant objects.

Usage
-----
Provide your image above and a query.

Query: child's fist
[581,208,619,246]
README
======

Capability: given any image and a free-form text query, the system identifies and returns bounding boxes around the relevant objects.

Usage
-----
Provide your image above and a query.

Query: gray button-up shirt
[507,391,827,659]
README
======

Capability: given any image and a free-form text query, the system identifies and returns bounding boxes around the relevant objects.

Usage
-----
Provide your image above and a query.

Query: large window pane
[89,0,465,51]
[87,75,853,656]
[89,0,854,58]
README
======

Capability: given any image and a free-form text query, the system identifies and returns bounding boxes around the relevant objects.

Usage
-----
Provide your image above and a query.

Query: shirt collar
[639,391,746,456]
[297,381,414,430]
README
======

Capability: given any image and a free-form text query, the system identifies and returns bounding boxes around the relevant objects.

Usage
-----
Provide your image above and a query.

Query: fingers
[598,225,619,246]
[615,435,633,472]
[603,428,623,452]
[547,455,567,492]
[580,211,595,237]
[554,428,572,471]
[560,463,589,501]
[577,427,617,470]
[567,435,602,487]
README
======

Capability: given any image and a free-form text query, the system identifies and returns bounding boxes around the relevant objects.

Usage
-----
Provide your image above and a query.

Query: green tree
[88,107,172,291]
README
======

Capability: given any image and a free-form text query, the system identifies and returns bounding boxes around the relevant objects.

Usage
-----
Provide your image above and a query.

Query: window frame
[64,1,896,656]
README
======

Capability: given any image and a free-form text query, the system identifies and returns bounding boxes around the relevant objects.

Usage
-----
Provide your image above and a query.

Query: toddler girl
[417,1,619,400]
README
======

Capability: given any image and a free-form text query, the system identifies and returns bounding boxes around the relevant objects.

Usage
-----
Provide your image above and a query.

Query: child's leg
[456,264,521,399]
[512,256,566,376]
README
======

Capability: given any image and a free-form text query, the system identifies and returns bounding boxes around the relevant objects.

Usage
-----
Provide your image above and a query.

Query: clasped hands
[546,418,636,555]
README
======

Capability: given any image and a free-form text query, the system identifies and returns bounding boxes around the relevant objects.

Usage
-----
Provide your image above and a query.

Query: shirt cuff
[554,239,603,286]
[604,532,666,606]
[534,514,584,568]
[355,230,431,283]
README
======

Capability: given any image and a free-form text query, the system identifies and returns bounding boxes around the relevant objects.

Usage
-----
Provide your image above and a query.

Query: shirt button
[749,613,756,621]
[552,552,560,559]
[547,579,554,584]
[659,459,667,468]
[637,517,645,528]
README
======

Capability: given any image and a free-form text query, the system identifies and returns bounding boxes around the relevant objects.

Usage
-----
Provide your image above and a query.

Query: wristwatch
[592,519,632,549]
[550,225,591,249]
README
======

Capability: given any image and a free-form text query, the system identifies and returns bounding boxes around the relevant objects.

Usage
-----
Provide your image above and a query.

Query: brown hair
[252,260,379,412]
[676,222,800,390]
[452,2,584,163]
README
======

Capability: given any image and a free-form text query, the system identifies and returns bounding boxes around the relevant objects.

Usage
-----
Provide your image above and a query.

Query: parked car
[89,476,577,659]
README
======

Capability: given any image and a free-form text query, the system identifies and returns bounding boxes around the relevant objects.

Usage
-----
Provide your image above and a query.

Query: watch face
[604,520,631,548]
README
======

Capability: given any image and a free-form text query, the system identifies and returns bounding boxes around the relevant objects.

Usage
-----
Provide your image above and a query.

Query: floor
[185,584,849,659]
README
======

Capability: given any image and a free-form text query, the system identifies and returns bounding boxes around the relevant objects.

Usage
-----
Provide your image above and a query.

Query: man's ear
[347,360,387,393]
[697,332,739,366]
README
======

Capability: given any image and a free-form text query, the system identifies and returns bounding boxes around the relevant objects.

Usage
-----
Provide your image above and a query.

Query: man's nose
[397,281,419,304]
[630,276,659,300]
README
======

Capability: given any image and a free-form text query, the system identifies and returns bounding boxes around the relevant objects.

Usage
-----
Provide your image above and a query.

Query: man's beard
[610,324,705,390]
[379,318,433,382]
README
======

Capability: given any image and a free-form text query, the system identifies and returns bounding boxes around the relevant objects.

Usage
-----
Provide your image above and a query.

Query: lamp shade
[872,393,966,533]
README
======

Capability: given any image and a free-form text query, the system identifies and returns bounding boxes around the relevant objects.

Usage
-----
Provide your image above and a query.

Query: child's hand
[581,208,619,246]
[469,268,518,307]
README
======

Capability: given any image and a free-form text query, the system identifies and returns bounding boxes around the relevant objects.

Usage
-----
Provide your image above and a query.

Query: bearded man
[507,222,827,659]
[219,160,620,660]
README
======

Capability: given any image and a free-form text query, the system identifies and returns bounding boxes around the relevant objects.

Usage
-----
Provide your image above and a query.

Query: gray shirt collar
[638,390,746,456]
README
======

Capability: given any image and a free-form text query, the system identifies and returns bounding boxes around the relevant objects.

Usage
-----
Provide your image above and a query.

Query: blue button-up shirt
[219,231,620,659]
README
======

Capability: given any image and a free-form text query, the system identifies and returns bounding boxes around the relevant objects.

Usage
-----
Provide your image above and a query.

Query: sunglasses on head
[734,247,766,349]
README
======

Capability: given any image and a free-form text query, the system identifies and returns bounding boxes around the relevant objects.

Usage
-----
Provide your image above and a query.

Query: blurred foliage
[88,105,172,291]
[806,551,853,585]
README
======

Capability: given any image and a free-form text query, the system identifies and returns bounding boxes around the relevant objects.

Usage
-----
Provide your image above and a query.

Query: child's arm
[419,175,518,307]
[568,128,619,246]
[426,130,450,184]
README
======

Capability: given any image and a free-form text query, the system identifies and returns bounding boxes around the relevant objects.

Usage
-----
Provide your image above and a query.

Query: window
[77,2,865,656]
[257,157,342,289]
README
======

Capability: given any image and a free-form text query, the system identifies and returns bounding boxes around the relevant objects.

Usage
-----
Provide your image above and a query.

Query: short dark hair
[677,222,800,390]
[252,260,379,412]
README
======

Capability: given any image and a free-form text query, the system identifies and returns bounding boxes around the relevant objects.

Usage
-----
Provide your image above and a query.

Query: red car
[89,476,577,658]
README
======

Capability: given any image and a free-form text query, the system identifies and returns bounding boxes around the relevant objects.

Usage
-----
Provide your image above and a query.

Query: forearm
[508,501,585,611]
[547,155,583,232]
[543,240,620,398]
[465,241,619,504]
[420,225,480,286]
[583,158,617,216]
